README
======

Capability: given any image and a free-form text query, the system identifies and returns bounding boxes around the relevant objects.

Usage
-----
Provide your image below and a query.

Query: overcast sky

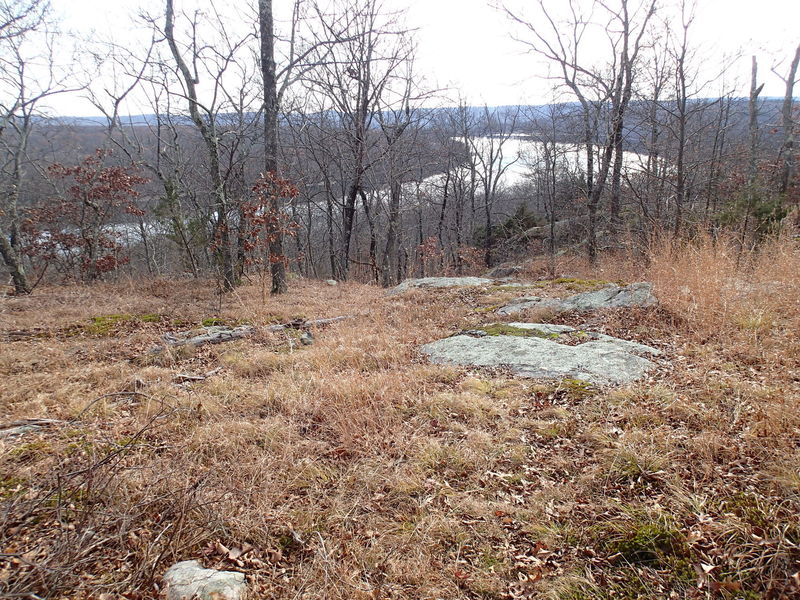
[47,0,800,116]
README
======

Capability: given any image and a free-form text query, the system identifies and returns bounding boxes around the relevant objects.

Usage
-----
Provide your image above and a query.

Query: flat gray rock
[421,323,660,385]
[389,276,493,295]
[0,419,64,438]
[484,264,523,278]
[497,282,656,315]
[163,560,246,600]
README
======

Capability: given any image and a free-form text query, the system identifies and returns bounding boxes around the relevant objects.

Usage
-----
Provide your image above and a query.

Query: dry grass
[646,233,800,339]
[1,236,799,599]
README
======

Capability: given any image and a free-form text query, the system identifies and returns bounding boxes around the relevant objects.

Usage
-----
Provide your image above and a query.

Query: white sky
[46,0,800,116]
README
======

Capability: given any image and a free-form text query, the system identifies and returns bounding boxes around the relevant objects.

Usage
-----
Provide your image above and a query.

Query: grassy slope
[1,238,799,599]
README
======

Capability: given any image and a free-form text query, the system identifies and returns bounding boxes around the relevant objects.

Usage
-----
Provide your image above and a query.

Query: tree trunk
[0,234,31,294]
[582,105,597,262]
[779,44,800,195]
[674,93,687,237]
[361,190,379,283]
[381,180,401,287]
[326,190,337,279]
[583,109,599,263]
[341,183,359,279]
[741,56,763,248]
[168,181,199,277]
[437,170,450,268]
[483,201,493,268]
[1,129,32,294]
[610,123,624,241]
[258,0,287,294]
[672,15,690,237]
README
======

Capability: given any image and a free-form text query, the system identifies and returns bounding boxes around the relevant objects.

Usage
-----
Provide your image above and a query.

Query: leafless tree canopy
[1,0,798,294]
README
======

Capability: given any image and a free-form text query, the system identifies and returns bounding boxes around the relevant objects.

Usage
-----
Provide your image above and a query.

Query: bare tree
[446,102,480,273]
[470,105,520,267]
[503,0,655,259]
[775,43,800,195]
[303,0,414,280]
[162,0,249,290]
[501,0,605,260]
[534,103,581,275]
[740,55,764,247]
[601,0,658,246]
[379,62,421,287]
[258,0,287,294]
[0,0,73,293]
[0,0,46,42]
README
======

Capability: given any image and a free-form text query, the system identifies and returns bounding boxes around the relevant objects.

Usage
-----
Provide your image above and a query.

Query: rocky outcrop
[421,323,660,385]
[0,418,64,438]
[162,560,246,600]
[484,265,523,278]
[148,316,353,354]
[504,215,590,246]
[389,277,494,295]
[497,282,656,316]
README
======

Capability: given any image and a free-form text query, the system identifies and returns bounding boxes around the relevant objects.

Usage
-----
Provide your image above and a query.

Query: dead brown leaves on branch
[21,149,148,284]
[233,172,300,269]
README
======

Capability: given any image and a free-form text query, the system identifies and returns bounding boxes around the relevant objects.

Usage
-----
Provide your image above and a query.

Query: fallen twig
[76,391,171,419]
[173,373,207,384]
[265,315,354,332]
[149,315,354,354]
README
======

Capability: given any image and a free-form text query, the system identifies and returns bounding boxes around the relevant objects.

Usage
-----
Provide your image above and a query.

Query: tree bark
[741,56,764,247]
[0,121,32,294]
[382,180,401,286]
[0,233,30,294]
[361,190,379,282]
[341,182,359,278]
[779,44,800,195]
[258,0,287,294]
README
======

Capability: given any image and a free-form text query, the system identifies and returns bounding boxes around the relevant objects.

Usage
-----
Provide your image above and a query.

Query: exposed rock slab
[149,316,353,354]
[163,325,256,348]
[389,276,493,295]
[484,264,523,278]
[163,560,246,600]
[421,323,660,385]
[497,282,656,316]
[0,418,64,438]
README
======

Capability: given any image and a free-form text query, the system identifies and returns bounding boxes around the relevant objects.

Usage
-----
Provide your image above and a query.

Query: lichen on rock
[421,323,661,385]
[496,281,657,316]
[162,560,246,600]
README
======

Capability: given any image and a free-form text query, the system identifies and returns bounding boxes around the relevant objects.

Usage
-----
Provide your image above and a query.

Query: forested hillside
[1,0,798,292]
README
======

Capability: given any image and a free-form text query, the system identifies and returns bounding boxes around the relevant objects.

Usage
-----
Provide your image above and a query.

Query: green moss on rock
[479,323,559,339]
[86,314,131,335]
[139,313,161,323]
[201,317,226,327]
[70,313,165,336]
